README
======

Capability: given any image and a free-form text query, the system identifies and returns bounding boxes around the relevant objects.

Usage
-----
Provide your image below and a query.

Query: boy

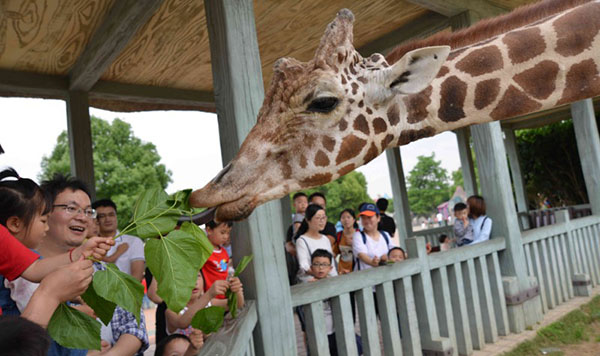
[286,192,308,242]
[202,220,234,306]
[309,249,362,356]
[387,247,406,262]
[453,203,474,246]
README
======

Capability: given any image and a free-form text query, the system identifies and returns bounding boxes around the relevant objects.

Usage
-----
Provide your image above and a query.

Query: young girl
[334,209,358,275]
[294,204,337,283]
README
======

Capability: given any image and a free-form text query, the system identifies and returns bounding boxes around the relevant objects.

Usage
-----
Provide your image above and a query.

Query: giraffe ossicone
[191,1,600,222]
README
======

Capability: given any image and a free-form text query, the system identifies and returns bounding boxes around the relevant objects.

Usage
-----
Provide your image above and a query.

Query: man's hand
[208,280,229,299]
[371,256,380,266]
[75,237,115,261]
[38,258,94,304]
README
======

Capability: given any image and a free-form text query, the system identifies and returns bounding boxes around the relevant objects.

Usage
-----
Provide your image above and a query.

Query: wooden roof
[0,0,550,119]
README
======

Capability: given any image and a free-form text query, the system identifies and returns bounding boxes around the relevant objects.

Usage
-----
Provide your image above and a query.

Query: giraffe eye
[306,97,339,113]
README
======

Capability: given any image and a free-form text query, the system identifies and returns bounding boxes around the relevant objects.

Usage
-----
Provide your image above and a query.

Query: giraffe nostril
[211,163,233,185]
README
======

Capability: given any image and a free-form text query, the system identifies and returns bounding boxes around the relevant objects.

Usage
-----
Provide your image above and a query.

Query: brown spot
[436,66,450,78]
[315,150,330,167]
[554,3,600,57]
[404,86,432,123]
[502,27,545,64]
[370,53,382,62]
[304,134,316,147]
[456,46,503,77]
[322,136,336,152]
[349,65,357,75]
[358,100,364,108]
[357,76,368,84]
[474,79,501,110]
[299,154,308,168]
[366,107,373,115]
[387,102,400,126]
[336,135,367,165]
[338,119,348,131]
[364,143,379,163]
[490,85,542,120]
[381,134,394,149]
[513,60,559,100]
[341,75,347,85]
[353,114,369,135]
[438,76,467,122]
[557,59,600,105]
[300,173,333,188]
[338,52,344,64]
[397,127,436,146]
[338,164,355,176]
[351,82,359,95]
[373,117,387,134]
[348,98,354,104]
[280,159,292,179]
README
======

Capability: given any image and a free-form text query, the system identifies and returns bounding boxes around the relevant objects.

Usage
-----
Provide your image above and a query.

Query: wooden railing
[412,225,455,247]
[199,300,258,356]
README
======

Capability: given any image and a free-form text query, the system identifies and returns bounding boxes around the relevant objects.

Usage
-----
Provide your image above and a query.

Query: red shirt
[0,225,39,281]
[201,248,229,299]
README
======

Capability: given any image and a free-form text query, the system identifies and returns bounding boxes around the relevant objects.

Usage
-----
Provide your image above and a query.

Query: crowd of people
[0,168,244,356]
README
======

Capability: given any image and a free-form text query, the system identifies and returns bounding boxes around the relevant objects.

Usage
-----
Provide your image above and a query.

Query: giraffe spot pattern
[554,3,600,57]
[315,150,330,167]
[339,119,348,131]
[381,134,394,150]
[336,135,367,165]
[366,107,373,115]
[364,143,379,163]
[280,159,292,179]
[357,76,368,84]
[397,127,436,146]
[369,54,382,62]
[490,85,542,120]
[351,82,359,95]
[502,27,546,65]
[322,136,336,152]
[455,45,503,77]
[337,163,355,177]
[358,100,364,108]
[474,79,501,110]
[404,86,432,123]
[436,66,450,78]
[557,59,600,105]
[299,154,308,169]
[387,102,400,126]
[513,60,559,100]
[341,75,347,85]
[373,117,387,134]
[438,76,467,122]
[349,65,357,75]
[353,114,369,135]
[300,173,333,188]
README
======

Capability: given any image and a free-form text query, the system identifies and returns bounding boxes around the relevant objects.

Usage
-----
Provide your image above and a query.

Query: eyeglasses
[311,263,331,268]
[97,212,117,220]
[313,215,328,221]
[53,204,97,219]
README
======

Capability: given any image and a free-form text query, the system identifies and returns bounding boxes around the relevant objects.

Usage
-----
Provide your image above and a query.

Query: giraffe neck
[392,0,600,146]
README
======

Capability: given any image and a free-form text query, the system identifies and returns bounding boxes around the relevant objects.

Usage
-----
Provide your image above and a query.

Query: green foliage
[515,120,587,208]
[81,283,116,325]
[39,117,172,230]
[227,255,254,318]
[128,188,180,239]
[191,306,226,334]
[48,303,102,350]
[93,264,144,323]
[407,154,451,216]
[301,171,371,223]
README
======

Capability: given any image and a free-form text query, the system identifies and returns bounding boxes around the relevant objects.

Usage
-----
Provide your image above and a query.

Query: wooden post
[571,99,600,215]
[204,1,296,354]
[503,128,530,229]
[386,147,413,249]
[471,121,542,330]
[66,91,96,200]
[280,196,292,242]
[455,128,478,197]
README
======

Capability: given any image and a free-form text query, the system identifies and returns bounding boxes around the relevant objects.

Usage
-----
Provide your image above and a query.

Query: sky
[0,97,461,198]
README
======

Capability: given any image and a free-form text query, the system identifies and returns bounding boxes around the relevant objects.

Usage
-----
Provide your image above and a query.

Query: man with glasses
[92,199,145,282]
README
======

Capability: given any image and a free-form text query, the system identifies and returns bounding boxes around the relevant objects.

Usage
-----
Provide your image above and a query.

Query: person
[294,204,338,283]
[453,202,474,247]
[308,249,362,356]
[334,209,358,275]
[154,331,203,356]
[287,192,308,240]
[201,220,236,307]
[376,198,396,237]
[439,234,453,251]
[9,174,149,355]
[93,199,145,281]
[352,203,396,271]
[467,195,492,244]
[436,211,444,227]
[0,315,51,355]
[388,247,406,262]
[308,192,337,245]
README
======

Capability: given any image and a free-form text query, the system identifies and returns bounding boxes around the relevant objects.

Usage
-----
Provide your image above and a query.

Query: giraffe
[190,0,600,222]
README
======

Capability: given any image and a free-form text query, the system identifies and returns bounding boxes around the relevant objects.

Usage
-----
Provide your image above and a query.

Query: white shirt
[108,234,145,275]
[352,230,396,271]
[470,215,492,245]
[295,234,337,283]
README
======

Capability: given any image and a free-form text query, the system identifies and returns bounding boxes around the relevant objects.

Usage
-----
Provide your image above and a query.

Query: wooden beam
[357,12,449,57]
[455,128,477,196]
[386,147,413,248]
[503,109,570,130]
[66,91,96,200]
[0,69,68,98]
[68,0,164,91]
[503,128,529,217]
[406,0,507,18]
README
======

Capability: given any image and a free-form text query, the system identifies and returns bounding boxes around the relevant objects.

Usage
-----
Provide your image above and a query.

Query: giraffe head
[190,9,449,221]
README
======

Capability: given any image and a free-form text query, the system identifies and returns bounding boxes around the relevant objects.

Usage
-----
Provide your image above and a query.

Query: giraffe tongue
[178,207,216,225]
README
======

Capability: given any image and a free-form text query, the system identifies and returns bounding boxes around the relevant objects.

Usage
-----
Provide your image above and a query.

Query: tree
[301,171,371,223]
[40,117,172,229]
[407,153,451,216]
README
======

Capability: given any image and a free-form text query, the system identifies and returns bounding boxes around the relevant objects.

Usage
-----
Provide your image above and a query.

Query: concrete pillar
[503,128,530,229]
[386,147,413,249]
[66,90,96,200]
[455,128,478,197]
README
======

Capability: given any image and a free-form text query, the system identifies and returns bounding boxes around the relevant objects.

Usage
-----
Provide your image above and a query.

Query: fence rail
[199,300,257,356]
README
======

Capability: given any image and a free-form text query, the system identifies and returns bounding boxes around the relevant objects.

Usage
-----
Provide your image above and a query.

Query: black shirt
[378,214,396,237]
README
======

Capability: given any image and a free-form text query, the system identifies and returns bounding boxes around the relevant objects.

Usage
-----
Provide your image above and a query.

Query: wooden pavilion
[2,1,600,355]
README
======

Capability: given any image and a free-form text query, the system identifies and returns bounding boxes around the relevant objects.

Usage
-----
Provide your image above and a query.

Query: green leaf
[145,229,207,313]
[48,303,102,350]
[179,222,213,269]
[226,290,238,318]
[81,281,117,325]
[93,264,144,323]
[127,188,180,239]
[234,255,254,277]
[191,306,225,334]
[167,189,193,210]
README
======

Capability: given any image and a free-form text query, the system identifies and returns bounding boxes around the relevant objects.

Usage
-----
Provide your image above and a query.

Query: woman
[467,195,492,244]
[334,209,359,275]
[294,204,337,283]
[352,203,396,271]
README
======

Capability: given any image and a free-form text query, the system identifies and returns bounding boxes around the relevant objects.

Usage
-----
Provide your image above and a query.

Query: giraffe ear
[386,46,450,94]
